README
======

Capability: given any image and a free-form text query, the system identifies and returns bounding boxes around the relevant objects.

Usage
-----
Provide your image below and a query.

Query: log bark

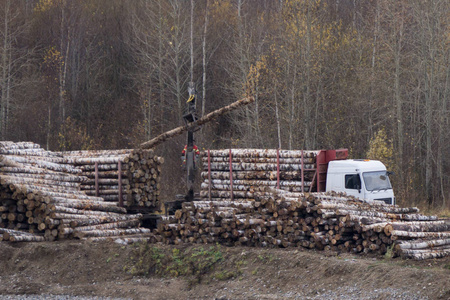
[395,238,450,250]
[140,96,255,149]
[74,227,151,238]
[391,230,450,239]
[204,149,318,158]
[201,171,311,181]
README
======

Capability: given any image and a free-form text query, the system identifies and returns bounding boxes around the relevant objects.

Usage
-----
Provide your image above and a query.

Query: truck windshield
[363,171,392,191]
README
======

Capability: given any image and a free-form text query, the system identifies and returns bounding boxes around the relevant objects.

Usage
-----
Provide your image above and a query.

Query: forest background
[0,0,448,210]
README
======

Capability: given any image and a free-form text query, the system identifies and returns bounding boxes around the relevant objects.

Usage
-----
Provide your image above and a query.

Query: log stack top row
[0,141,163,243]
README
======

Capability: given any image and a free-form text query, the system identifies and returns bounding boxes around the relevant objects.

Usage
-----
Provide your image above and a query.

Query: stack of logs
[0,141,155,243]
[159,190,450,259]
[200,149,317,200]
[60,149,163,208]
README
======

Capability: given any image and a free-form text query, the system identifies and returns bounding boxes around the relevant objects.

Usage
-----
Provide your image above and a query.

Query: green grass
[125,243,224,284]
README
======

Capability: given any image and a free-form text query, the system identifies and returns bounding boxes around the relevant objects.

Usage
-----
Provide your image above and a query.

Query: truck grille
[375,198,393,205]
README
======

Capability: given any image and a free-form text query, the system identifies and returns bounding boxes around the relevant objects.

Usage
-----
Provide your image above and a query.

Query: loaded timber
[0,142,449,259]
[0,95,448,259]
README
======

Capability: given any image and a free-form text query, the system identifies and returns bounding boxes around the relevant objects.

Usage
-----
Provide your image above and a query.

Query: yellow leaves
[58,117,96,151]
[366,128,395,172]
[210,0,236,25]
[43,46,63,66]
[34,0,59,13]
[244,56,268,96]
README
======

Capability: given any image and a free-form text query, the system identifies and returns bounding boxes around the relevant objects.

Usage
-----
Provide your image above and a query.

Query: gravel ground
[0,241,448,300]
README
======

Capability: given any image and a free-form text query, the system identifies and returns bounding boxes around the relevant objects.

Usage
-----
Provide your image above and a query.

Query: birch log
[140,96,255,149]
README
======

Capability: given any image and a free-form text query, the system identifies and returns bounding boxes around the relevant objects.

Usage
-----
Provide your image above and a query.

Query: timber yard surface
[0,240,448,300]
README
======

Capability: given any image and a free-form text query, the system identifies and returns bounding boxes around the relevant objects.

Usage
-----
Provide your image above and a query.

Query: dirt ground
[0,240,449,300]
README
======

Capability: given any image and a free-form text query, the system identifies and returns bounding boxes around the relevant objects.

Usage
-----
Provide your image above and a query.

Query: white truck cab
[325,159,395,205]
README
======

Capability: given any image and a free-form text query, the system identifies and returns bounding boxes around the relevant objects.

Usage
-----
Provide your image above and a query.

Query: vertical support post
[301,150,304,193]
[208,149,211,201]
[94,162,99,197]
[118,160,123,207]
[276,148,280,189]
[229,149,233,201]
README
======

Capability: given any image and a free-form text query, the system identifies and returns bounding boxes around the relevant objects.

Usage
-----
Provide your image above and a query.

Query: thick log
[334,209,437,222]
[82,170,128,179]
[0,141,41,150]
[201,171,310,181]
[399,248,450,260]
[207,162,314,171]
[391,230,450,239]
[0,169,86,182]
[63,156,126,165]
[2,156,80,174]
[59,149,133,157]
[318,202,419,214]
[74,213,141,225]
[202,157,316,164]
[204,149,318,158]
[52,200,127,214]
[83,178,129,186]
[73,220,141,232]
[9,234,46,242]
[140,96,255,149]
[0,148,59,157]
[80,163,128,172]
[84,236,155,243]
[204,179,311,188]
[0,175,81,188]
[201,186,306,193]
[395,238,450,250]
[74,227,151,238]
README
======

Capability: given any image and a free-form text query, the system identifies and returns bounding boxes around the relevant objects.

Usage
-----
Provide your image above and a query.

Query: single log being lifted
[140,96,255,149]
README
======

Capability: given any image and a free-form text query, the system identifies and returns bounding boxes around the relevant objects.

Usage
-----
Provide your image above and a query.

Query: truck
[314,149,395,205]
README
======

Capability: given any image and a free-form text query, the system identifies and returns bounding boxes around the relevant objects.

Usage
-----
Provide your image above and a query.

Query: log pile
[200,149,318,200]
[159,189,450,260]
[60,149,163,209]
[0,141,155,243]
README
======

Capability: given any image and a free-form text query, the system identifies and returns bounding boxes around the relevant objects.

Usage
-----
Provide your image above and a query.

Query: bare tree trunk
[46,106,51,151]
[190,0,194,83]
[157,0,165,133]
[289,63,297,150]
[440,60,449,209]
[303,0,312,149]
[0,0,10,140]
[368,0,379,140]
[275,88,282,149]
[394,4,405,183]
[201,0,209,118]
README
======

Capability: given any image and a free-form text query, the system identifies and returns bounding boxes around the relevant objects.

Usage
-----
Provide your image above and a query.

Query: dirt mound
[0,241,449,299]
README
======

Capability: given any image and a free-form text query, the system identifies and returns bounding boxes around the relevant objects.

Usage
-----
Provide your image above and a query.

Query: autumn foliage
[0,0,448,209]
